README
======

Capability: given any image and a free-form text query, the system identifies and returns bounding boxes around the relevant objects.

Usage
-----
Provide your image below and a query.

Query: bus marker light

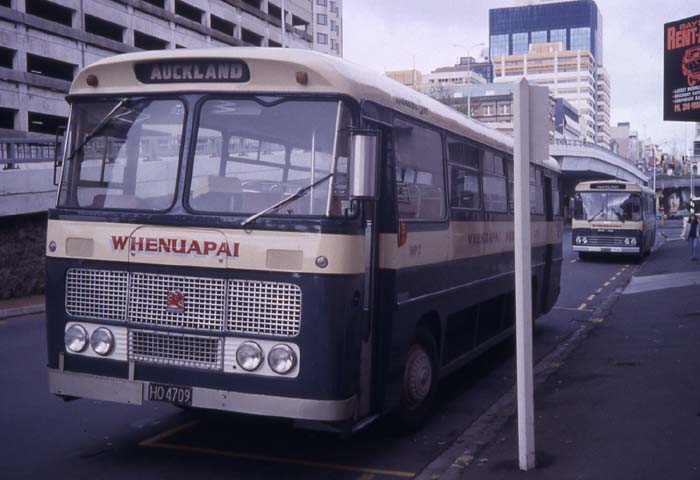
[295,71,308,85]
[49,241,57,252]
[398,221,408,247]
[315,256,328,269]
[86,74,98,87]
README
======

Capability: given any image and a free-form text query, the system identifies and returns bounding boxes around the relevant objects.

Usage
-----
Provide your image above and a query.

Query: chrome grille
[128,273,226,331]
[588,236,625,246]
[65,269,128,321]
[228,280,302,336]
[128,330,223,370]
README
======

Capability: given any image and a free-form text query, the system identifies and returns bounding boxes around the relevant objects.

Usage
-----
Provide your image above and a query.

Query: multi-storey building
[489,0,610,147]
[311,0,341,56]
[0,0,340,139]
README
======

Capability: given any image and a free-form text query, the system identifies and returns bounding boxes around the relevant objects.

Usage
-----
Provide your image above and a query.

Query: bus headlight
[575,236,582,244]
[582,237,588,244]
[268,344,296,374]
[624,238,630,245]
[65,324,88,353]
[90,327,114,356]
[631,238,637,246]
[236,341,263,371]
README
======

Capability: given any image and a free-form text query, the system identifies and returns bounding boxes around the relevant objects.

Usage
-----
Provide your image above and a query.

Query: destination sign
[590,183,626,190]
[134,60,250,84]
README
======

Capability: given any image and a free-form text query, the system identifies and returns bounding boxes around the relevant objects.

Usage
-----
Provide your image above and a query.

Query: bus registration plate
[147,383,192,406]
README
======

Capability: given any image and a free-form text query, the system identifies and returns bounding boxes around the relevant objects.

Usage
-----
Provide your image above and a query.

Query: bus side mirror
[349,131,379,200]
[568,197,575,212]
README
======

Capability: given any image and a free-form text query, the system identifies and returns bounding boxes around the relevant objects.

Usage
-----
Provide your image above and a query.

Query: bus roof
[70,47,559,172]
[575,180,652,194]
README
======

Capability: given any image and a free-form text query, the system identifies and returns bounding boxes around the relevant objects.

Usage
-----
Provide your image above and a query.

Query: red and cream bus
[47,48,562,431]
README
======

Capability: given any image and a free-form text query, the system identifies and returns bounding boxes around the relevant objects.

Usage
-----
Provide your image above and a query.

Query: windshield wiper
[65,98,131,162]
[588,208,605,222]
[241,173,333,227]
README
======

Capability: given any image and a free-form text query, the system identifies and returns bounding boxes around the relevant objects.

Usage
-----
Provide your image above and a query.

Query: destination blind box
[134,59,250,84]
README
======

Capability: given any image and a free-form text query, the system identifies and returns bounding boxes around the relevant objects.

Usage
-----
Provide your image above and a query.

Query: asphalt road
[0,230,645,480]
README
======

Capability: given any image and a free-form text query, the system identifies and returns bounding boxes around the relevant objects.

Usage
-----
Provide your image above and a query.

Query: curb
[416,265,641,480]
[0,303,45,320]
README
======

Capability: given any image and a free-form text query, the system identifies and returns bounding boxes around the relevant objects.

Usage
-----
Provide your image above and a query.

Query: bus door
[541,174,554,310]
[353,119,388,422]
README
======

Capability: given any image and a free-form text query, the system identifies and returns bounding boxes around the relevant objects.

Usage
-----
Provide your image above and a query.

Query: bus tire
[395,327,438,432]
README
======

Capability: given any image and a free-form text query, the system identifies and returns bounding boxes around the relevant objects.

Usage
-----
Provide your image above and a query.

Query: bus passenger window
[393,117,445,220]
[447,135,481,210]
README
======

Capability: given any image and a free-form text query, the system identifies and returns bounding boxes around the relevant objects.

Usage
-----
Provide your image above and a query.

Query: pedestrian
[681,214,700,261]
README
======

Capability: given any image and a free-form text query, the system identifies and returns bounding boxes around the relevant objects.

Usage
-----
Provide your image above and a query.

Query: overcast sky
[343,0,699,154]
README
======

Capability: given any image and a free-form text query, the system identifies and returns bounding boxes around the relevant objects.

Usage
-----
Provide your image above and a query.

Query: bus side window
[482,151,507,213]
[393,117,445,220]
[447,135,481,210]
[551,174,561,216]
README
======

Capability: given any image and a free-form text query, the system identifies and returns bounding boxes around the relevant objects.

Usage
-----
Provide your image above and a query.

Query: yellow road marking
[604,281,611,287]
[139,420,199,447]
[142,442,416,478]
[596,288,603,294]
[554,306,591,312]
[578,303,587,310]
[587,295,595,301]
[357,474,376,480]
[570,259,578,263]
[590,317,605,323]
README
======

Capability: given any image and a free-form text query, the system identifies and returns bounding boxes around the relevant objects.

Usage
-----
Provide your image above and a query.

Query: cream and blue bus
[46,48,562,431]
[572,181,656,259]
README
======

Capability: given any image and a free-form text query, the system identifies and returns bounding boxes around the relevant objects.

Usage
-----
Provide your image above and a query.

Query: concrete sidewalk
[439,225,700,479]
[0,294,45,319]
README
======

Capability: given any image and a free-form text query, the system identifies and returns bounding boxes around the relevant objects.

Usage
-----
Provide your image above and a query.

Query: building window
[512,32,528,55]
[211,14,235,36]
[317,33,327,44]
[531,30,547,44]
[550,29,566,47]
[85,15,124,43]
[570,27,591,52]
[134,31,168,50]
[331,20,336,31]
[316,0,327,5]
[483,104,494,116]
[317,13,327,25]
[267,3,282,21]
[499,104,510,115]
[330,1,338,14]
[241,0,262,10]
[0,46,15,69]
[26,53,75,81]
[25,0,73,27]
[330,39,336,50]
[490,34,508,57]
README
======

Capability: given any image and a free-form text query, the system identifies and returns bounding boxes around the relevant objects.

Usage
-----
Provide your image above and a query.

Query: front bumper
[48,368,357,421]
[573,245,640,253]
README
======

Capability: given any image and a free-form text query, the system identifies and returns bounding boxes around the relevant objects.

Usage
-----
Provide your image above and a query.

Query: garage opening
[211,14,234,36]
[28,112,67,136]
[134,31,168,50]
[85,15,124,43]
[25,0,73,27]
[26,53,76,82]
[241,28,263,46]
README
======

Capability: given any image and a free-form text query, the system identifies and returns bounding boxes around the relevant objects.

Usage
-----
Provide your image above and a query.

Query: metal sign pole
[513,78,536,471]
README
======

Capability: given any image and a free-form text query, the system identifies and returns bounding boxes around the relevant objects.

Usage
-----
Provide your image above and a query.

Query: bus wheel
[396,327,437,432]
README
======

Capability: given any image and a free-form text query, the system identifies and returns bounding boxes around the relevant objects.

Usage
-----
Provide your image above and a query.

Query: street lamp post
[451,42,485,116]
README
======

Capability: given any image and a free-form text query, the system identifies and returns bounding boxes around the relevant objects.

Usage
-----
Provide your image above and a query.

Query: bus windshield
[188,98,352,218]
[58,98,185,211]
[575,192,642,222]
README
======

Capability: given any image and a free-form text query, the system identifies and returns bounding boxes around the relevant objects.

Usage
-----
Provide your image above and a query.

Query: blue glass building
[489,0,603,64]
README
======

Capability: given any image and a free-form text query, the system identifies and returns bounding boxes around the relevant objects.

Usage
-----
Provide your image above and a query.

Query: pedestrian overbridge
[550,139,648,185]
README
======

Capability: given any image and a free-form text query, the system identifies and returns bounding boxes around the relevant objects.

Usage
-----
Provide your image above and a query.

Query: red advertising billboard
[664,14,700,121]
